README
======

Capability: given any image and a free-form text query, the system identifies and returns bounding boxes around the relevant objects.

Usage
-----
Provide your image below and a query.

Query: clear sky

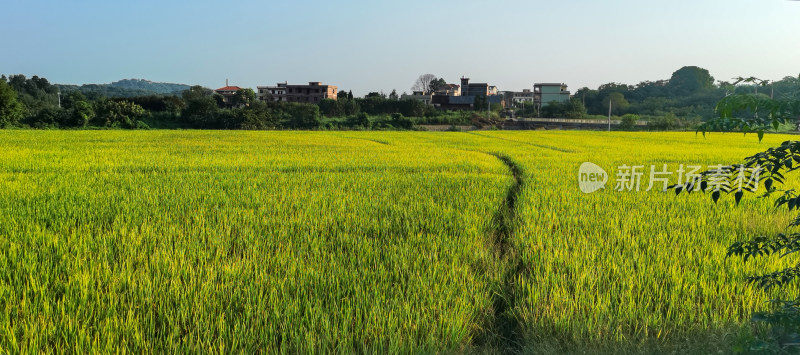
[2,0,799,95]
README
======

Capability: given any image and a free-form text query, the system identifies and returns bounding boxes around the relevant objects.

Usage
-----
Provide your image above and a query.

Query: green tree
[0,79,25,127]
[390,113,412,129]
[347,112,371,129]
[28,107,62,128]
[672,80,800,349]
[574,87,602,114]
[57,91,93,127]
[319,98,343,117]
[236,101,279,130]
[647,112,682,131]
[181,86,218,127]
[473,96,488,112]
[668,66,715,97]
[618,114,639,130]
[61,91,88,110]
[182,85,213,102]
[5,74,59,112]
[565,98,587,119]
[93,99,146,128]
[604,92,630,115]
[344,99,360,116]
[429,78,447,93]
[65,101,94,127]
[282,103,321,129]
[232,88,256,107]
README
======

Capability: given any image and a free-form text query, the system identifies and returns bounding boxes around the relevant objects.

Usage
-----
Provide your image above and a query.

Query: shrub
[390,113,413,129]
[619,114,639,131]
[347,112,371,129]
[648,112,681,131]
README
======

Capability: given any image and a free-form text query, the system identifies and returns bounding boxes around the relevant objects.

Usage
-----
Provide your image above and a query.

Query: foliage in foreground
[669,81,800,352]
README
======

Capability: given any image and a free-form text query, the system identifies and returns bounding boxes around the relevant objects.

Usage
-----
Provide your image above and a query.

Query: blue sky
[2,0,799,95]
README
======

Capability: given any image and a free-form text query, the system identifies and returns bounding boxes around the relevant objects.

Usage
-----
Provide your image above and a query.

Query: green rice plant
[1,130,797,353]
[0,131,510,353]
[467,131,798,353]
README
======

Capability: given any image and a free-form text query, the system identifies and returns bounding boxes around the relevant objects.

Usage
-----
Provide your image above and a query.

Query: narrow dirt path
[474,153,525,354]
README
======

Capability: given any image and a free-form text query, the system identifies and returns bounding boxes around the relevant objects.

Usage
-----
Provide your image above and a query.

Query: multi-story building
[432,94,505,110]
[257,82,287,102]
[257,82,338,103]
[502,89,535,105]
[434,84,461,97]
[534,83,570,107]
[460,77,490,97]
[401,91,434,105]
[214,81,241,106]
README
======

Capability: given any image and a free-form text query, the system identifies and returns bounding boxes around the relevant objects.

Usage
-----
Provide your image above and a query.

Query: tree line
[2,67,799,130]
[572,66,800,129]
[0,74,482,130]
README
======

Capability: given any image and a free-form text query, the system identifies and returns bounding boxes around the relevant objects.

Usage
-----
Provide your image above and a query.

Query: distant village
[214,77,571,113]
[5,65,752,130]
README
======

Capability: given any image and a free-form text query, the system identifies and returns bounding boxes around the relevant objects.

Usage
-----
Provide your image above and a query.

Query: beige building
[257,82,338,103]
[401,91,434,105]
[434,84,461,96]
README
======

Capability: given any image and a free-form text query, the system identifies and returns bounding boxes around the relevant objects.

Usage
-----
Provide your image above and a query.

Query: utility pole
[608,100,612,132]
[57,91,61,109]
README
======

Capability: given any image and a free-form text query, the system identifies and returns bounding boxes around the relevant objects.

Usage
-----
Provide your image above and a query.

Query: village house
[400,91,434,105]
[534,83,571,107]
[426,77,504,110]
[214,80,241,106]
[257,81,338,103]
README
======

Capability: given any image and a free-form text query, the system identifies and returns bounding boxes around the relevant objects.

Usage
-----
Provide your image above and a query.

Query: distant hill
[109,79,191,95]
[56,79,193,99]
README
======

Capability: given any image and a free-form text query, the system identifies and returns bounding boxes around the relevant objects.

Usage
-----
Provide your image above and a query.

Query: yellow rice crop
[0,130,794,353]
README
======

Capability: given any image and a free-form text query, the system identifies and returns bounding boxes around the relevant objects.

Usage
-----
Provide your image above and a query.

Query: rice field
[0,130,795,353]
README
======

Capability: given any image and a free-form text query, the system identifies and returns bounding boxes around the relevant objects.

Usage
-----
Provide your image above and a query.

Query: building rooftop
[215,86,241,92]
